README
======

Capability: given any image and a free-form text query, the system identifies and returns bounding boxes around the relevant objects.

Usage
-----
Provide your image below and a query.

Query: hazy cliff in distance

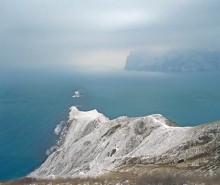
[124,50,220,72]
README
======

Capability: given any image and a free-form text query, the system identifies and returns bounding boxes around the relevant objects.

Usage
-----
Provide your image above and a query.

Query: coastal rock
[124,50,220,72]
[29,107,220,179]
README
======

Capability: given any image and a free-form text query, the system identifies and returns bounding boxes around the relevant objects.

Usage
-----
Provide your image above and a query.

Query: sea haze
[0,69,220,180]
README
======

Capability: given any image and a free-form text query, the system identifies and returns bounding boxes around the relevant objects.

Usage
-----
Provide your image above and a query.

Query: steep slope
[29,107,220,179]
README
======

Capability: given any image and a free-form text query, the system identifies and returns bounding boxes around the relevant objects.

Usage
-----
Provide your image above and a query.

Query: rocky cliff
[124,50,220,72]
[29,107,220,179]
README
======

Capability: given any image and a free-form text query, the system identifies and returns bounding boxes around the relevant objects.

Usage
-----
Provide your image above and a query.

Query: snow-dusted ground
[29,107,220,179]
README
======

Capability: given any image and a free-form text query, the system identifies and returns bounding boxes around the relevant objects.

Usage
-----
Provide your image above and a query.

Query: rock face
[124,50,220,72]
[29,107,220,179]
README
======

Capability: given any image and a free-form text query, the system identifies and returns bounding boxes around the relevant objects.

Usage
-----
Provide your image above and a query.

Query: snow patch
[46,145,57,156]
[54,121,65,135]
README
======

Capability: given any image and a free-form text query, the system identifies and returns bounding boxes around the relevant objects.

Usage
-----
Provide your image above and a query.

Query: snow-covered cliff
[124,50,220,72]
[29,107,220,179]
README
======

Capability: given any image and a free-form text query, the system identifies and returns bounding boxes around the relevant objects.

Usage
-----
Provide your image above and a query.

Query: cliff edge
[29,107,220,179]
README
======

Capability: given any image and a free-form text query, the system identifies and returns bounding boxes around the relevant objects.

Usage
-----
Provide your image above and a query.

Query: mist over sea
[0,69,220,180]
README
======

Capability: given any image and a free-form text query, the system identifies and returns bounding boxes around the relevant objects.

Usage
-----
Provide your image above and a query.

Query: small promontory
[28,107,220,180]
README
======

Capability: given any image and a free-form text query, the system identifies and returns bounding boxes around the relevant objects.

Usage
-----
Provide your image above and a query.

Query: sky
[0,0,220,71]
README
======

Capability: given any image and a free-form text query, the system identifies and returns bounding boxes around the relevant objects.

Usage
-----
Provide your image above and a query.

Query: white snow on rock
[29,107,220,179]
[54,121,65,135]
[72,91,81,98]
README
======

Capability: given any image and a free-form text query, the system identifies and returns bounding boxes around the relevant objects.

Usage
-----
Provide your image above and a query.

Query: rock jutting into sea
[29,106,220,179]
[124,50,220,72]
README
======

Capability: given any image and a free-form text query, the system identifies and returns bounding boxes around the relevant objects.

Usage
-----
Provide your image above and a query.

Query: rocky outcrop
[29,107,220,179]
[124,50,220,72]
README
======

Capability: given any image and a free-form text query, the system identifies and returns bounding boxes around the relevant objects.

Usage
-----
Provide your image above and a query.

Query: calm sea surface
[0,69,220,180]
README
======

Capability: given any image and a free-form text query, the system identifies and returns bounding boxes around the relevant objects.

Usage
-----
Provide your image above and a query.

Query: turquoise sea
[0,69,220,181]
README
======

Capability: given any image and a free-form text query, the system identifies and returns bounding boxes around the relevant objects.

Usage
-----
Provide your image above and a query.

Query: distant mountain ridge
[125,50,220,72]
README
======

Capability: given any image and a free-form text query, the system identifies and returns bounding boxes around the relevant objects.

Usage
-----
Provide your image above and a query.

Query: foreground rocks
[29,107,220,179]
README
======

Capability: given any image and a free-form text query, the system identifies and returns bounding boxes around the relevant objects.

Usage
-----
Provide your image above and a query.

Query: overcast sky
[0,0,220,71]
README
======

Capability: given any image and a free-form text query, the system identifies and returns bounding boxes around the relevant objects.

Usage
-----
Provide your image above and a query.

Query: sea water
[0,69,220,180]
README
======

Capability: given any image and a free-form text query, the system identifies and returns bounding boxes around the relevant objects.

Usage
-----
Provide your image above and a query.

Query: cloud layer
[1,0,220,70]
